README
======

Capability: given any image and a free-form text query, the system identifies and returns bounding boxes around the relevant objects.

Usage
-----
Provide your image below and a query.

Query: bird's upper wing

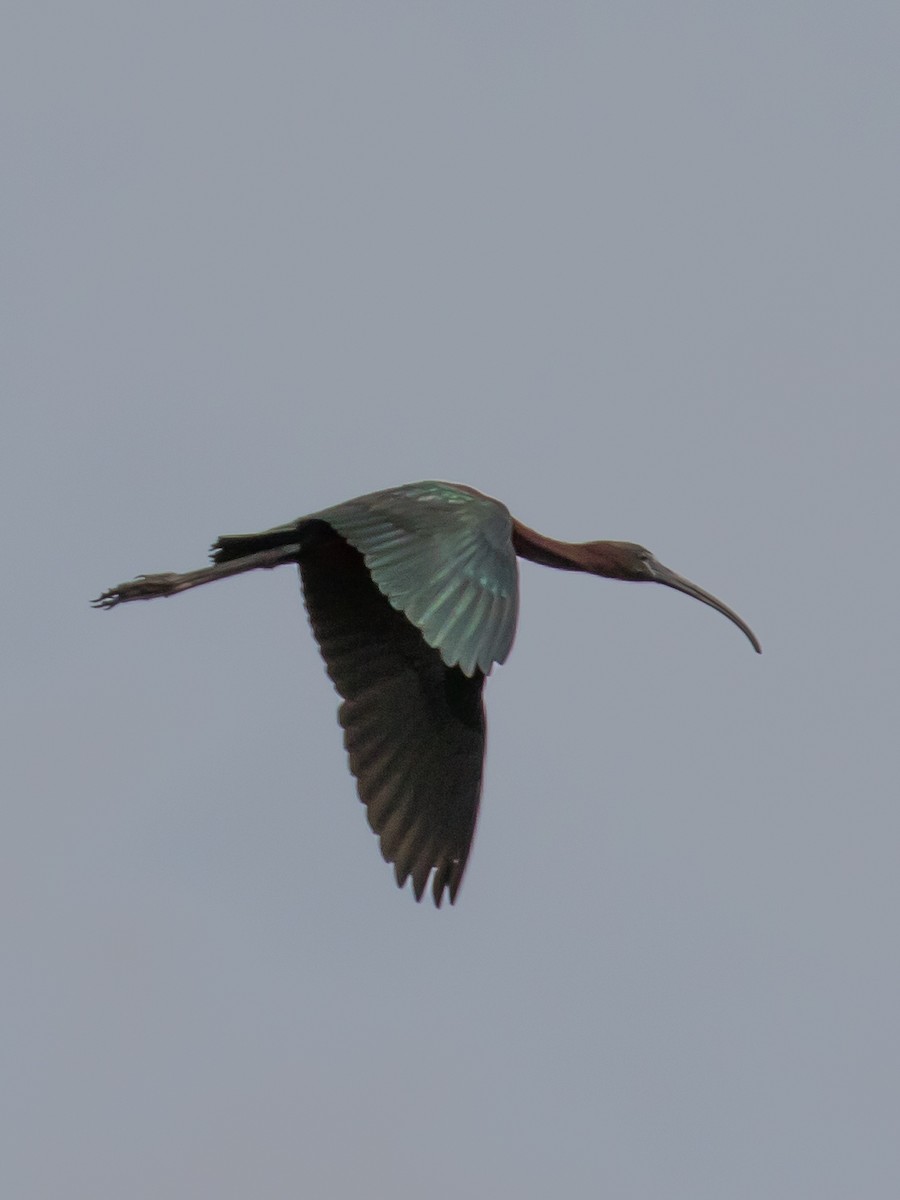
[300,533,485,905]
[314,482,518,678]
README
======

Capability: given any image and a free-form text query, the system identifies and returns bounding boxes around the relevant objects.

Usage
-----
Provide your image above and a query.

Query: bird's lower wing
[300,534,486,906]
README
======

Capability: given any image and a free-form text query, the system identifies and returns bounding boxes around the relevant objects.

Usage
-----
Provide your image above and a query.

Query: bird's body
[95,481,759,905]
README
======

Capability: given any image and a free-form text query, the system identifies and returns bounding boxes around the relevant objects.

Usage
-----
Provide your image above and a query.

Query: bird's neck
[511,520,613,575]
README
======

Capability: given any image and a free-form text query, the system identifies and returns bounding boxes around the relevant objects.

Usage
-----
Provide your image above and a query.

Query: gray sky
[4,4,900,1197]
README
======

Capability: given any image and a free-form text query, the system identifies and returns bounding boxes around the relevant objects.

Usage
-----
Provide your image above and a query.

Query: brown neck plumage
[511,520,626,577]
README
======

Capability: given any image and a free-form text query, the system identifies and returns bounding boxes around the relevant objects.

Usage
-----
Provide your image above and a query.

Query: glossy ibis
[94,481,760,905]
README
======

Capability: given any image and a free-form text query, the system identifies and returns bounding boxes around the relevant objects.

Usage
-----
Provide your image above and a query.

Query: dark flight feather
[299,530,485,905]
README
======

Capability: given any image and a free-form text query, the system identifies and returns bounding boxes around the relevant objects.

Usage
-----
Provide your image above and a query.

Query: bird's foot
[91,574,183,608]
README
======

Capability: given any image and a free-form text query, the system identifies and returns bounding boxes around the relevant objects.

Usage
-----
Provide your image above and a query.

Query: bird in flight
[94,481,760,905]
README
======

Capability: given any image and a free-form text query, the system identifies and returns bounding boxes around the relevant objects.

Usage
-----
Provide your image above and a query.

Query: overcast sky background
[4,5,899,1197]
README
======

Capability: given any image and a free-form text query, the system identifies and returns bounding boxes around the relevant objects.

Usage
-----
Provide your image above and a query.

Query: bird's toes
[91,573,181,608]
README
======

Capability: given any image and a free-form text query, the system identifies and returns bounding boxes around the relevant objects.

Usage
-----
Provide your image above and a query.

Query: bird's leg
[92,544,304,609]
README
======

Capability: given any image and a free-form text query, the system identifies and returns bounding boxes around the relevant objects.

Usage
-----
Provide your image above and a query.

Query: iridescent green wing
[300,536,485,905]
[315,482,519,678]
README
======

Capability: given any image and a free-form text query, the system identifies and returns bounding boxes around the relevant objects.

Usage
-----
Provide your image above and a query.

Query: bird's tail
[211,520,318,565]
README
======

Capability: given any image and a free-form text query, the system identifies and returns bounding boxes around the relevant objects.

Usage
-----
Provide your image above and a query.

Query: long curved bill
[650,561,761,654]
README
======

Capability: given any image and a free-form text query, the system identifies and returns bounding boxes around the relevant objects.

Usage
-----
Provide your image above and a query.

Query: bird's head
[580,540,762,653]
